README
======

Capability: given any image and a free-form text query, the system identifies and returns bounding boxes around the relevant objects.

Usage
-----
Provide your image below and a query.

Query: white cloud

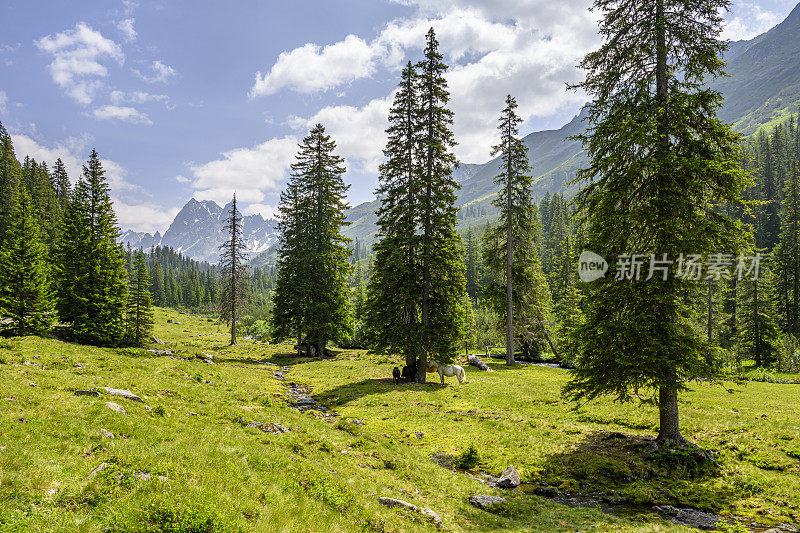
[9,128,175,233]
[287,94,393,173]
[0,91,7,114]
[186,136,298,205]
[113,199,180,234]
[9,132,87,182]
[93,105,153,125]
[262,2,596,162]
[35,22,124,105]
[109,90,170,107]
[174,175,190,183]
[242,203,279,220]
[9,130,136,191]
[133,60,177,83]
[722,3,781,41]
[116,18,137,42]
[250,34,377,97]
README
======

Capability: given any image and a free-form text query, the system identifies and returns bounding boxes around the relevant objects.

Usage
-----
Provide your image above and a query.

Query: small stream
[527,488,793,532]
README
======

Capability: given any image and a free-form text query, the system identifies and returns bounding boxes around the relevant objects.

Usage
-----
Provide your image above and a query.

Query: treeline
[124,245,275,321]
[0,122,153,345]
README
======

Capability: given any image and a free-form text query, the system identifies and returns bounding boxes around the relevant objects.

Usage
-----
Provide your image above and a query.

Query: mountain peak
[121,197,279,263]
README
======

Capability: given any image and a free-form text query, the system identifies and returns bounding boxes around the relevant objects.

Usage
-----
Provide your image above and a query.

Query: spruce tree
[125,252,154,345]
[776,161,800,336]
[271,180,306,350]
[56,149,128,345]
[464,227,480,305]
[0,191,54,336]
[565,0,749,445]
[738,255,781,367]
[0,122,21,243]
[366,61,424,373]
[53,158,71,204]
[218,194,249,346]
[482,94,545,365]
[273,125,352,356]
[415,28,466,381]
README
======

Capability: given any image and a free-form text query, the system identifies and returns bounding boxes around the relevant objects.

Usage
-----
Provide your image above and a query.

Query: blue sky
[0,0,797,233]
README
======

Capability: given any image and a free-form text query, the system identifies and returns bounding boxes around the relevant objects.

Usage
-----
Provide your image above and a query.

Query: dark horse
[393,362,417,384]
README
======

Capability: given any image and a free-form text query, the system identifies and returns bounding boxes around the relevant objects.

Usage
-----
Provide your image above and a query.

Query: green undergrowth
[1,307,798,531]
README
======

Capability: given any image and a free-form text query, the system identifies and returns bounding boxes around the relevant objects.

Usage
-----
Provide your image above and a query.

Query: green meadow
[1,308,798,532]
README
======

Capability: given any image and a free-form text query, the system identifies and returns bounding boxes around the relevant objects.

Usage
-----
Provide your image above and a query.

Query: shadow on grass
[536,430,734,513]
[315,377,446,408]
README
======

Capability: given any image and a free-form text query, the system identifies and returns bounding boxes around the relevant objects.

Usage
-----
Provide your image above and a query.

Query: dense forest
[1,110,799,374]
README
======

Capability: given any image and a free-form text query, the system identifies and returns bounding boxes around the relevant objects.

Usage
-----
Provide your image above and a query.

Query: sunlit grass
[0,307,797,531]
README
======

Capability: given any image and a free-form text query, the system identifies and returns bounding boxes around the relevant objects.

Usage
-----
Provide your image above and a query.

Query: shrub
[454,444,480,470]
[110,496,239,533]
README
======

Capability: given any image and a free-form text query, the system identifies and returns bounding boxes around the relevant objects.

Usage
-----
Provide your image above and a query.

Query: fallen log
[467,355,493,371]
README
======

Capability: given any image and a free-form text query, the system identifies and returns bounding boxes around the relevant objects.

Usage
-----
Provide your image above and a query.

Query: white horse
[430,361,466,385]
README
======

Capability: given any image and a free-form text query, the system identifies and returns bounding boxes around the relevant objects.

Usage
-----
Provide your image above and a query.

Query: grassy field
[1,308,799,532]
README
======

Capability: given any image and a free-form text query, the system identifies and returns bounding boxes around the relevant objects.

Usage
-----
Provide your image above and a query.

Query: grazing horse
[392,366,402,385]
[429,361,466,385]
[401,364,416,383]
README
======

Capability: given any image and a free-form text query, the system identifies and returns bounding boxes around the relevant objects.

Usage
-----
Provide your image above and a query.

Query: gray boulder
[105,402,126,414]
[378,498,442,529]
[496,466,521,488]
[102,388,143,402]
[246,421,290,434]
[469,495,507,510]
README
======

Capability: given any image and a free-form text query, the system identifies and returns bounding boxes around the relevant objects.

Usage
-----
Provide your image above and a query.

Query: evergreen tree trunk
[658,382,682,444]
[707,280,713,343]
[506,142,515,366]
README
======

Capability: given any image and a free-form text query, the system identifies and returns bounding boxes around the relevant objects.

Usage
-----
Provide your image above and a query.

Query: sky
[0,0,797,234]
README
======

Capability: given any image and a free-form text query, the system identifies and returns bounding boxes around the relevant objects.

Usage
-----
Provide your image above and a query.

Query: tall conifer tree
[565,0,749,444]
[366,62,424,372]
[415,28,466,381]
[56,149,127,345]
[776,161,800,336]
[0,122,21,243]
[219,194,249,346]
[125,252,154,345]
[0,191,54,336]
[482,95,546,365]
[273,125,352,356]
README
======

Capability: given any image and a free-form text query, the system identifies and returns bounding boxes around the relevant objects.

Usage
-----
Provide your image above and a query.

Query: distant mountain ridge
[120,198,278,263]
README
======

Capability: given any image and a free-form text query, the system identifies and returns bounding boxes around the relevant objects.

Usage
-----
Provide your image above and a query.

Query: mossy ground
[1,308,798,532]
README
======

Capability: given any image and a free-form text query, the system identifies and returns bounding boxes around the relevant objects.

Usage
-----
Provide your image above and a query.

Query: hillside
[329,2,800,250]
[2,309,799,531]
[716,2,800,134]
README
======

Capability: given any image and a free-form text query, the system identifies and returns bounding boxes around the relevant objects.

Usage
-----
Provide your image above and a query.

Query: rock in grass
[246,421,290,434]
[496,466,521,489]
[74,389,101,397]
[151,336,165,344]
[100,429,114,439]
[419,508,442,529]
[105,402,126,414]
[378,497,442,529]
[469,495,507,511]
[88,463,109,478]
[102,387,143,402]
